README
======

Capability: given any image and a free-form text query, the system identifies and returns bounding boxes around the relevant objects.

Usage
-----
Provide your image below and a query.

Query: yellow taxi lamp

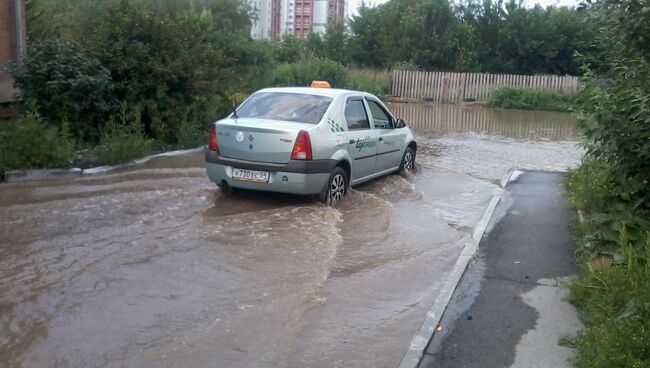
[311,81,331,88]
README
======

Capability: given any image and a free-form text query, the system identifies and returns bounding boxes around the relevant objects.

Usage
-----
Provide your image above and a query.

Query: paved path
[419,171,582,368]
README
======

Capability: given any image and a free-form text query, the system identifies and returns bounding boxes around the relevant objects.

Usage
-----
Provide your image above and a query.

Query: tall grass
[93,109,151,166]
[341,68,391,98]
[487,87,575,112]
[266,60,391,99]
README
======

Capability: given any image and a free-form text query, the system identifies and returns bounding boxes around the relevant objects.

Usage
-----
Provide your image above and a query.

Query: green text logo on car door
[354,136,377,151]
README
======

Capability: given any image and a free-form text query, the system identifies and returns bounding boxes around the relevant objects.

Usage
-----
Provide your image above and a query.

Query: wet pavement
[0,103,581,367]
[419,171,581,368]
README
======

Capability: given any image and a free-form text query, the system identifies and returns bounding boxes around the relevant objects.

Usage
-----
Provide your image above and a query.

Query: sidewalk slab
[419,171,581,368]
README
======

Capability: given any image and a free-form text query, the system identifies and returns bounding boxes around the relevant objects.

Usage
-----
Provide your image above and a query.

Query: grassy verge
[566,160,650,368]
[487,87,575,112]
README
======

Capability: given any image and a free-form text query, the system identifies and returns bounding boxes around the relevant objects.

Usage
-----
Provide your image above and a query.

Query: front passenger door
[367,99,403,171]
[344,98,378,181]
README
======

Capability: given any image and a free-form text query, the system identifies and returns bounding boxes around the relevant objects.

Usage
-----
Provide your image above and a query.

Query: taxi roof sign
[311,80,331,88]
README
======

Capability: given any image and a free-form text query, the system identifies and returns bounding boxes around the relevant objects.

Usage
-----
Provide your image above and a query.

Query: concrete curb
[4,147,204,183]
[398,168,521,368]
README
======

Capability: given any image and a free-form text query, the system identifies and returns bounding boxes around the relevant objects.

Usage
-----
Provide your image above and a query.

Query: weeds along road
[0,103,581,367]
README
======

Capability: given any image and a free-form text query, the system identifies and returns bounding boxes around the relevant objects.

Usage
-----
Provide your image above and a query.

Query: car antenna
[231,100,238,119]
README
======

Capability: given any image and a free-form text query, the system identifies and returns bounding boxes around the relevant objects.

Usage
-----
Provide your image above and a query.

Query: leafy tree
[305,32,325,59]
[350,0,594,74]
[323,21,349,64]
[348,4,390,67]
[462,0,595,74]
[274,34,308,63]
[349,0,483,70]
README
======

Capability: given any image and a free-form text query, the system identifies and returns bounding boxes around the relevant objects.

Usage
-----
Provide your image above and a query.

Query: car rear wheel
[320,167,347,206]
[399,146,416,173]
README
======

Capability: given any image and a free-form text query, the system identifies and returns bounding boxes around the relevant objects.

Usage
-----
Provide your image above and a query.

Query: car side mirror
[395,118,406,128]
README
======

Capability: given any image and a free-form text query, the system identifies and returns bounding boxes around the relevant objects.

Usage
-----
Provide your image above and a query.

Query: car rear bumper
[205,150,334,195]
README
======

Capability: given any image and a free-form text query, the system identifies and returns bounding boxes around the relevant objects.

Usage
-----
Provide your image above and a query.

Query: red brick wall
[0,0,16,64]
[0,0,25,103]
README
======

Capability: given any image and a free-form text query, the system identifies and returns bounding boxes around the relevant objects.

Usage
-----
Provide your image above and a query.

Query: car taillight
[291,130,312,160]
[208,124,218,152]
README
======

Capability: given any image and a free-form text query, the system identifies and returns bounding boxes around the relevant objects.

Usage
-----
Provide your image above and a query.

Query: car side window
[344,99,370,130]
[367,100,393,129]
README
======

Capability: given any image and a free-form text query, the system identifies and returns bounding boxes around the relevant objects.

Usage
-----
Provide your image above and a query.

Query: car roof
[256,87,373,99]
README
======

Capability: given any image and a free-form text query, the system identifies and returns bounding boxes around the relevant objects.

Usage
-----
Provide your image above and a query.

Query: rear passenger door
[366,98,403,171]
[344,97,378,181]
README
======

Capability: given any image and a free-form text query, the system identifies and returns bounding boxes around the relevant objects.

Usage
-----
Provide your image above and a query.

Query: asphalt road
[419,171,582,368]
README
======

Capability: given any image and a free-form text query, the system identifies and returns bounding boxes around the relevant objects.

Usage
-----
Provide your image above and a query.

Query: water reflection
[388,102,576,141]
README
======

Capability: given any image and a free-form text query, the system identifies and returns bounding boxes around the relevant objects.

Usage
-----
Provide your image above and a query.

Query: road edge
[397,168,521,368]
[4,147,205,183]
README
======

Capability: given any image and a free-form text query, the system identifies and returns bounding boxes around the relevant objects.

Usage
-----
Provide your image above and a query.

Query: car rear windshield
[236,92,333,124]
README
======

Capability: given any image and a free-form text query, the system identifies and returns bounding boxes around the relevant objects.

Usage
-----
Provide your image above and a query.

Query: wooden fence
[390,70,580,103]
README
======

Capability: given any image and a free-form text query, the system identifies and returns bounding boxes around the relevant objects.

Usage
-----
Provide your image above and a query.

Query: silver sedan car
[205,86,417,205]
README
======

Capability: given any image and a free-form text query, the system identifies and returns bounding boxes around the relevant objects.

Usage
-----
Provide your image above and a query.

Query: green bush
[575,70,650,213]
[487,87,575,112]
[566,159,613,214]
[568,159,650,261]
[11,40,116,141]
[95,112,150,166]
[0,112,76,174]
[176,119,208,149]
[269,58,348,88]
[75,1,257,144]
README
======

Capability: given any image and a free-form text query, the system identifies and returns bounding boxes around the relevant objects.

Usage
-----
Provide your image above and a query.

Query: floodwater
[0,103,581,368]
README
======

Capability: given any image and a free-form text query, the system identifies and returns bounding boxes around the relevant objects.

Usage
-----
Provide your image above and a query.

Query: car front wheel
[321,167,347,206]
[399,146,415,173]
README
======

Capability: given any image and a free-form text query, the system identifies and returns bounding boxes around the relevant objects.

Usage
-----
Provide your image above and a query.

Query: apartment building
[250,0,347,39]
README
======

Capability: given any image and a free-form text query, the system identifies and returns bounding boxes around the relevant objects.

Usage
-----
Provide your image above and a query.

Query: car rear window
[236,92,333,124]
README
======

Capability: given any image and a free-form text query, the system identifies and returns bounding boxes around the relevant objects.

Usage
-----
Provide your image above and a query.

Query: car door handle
[378,137,384,142]
[349,139,356,144]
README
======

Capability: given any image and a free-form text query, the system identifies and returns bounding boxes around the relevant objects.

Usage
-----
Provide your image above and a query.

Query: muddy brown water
[0,103,581,368]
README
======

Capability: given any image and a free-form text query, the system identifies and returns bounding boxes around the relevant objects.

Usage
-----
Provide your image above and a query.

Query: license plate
[232,168,270,183]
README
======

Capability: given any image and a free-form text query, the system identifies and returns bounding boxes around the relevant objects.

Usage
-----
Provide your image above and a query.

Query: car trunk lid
[216,118,313,164]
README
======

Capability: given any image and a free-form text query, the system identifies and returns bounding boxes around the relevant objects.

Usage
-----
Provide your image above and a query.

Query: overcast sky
[349,0,582,16]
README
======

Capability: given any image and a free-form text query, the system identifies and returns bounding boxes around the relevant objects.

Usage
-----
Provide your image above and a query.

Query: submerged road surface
[0,104,581,367]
